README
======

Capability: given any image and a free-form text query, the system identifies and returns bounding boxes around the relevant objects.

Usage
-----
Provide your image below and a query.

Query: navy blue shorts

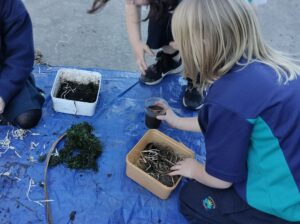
[179,181,299,224]
[146,0,181,49]
[2,74,44,122]
[146,12,174,49]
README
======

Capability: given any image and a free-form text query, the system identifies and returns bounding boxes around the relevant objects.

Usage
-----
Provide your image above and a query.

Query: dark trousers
[179,181,299,224]
[146,12,174,49]
[2,74,44,128]
[146,0,182,49]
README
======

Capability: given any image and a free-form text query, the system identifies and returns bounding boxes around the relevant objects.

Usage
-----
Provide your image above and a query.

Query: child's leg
[146,11,174,51]
[14,109,42,129]
[141,11,183,83]
[180,180,234,224]
[179,180,294,224]
[161,45,177,55]
[2,74,45,129]
[144,10,203,110]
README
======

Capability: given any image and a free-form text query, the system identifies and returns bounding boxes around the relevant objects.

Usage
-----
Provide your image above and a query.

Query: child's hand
[156,103,201,132]
[169,158,232,189]
[134,42,155,75]
[169,158,201,179]
[0,97,5,114]
[156,104,181,129]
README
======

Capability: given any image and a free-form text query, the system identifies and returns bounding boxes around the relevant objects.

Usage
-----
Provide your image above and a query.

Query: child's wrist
[174,117,184,130]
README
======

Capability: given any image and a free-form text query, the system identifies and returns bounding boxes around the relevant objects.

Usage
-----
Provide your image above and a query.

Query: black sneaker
[140,50,183,85]
[182,78,203,110]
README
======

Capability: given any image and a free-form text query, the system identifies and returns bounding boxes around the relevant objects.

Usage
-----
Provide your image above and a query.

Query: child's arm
[169,158,232,189]
[125,2,154,74]
[157,105,202,132]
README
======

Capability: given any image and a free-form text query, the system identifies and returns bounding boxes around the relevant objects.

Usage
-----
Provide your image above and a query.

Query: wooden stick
[44,133,66,224]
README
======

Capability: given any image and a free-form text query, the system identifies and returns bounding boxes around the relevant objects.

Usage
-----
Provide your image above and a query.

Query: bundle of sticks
[137,143,183,187]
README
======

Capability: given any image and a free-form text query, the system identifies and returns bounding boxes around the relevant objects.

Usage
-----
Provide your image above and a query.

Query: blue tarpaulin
[0,66,206,224]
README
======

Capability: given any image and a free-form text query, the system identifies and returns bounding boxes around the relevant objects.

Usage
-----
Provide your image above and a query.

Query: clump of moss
[40,122,103,171]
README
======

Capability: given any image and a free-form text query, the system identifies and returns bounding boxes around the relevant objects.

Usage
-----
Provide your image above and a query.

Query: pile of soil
[56,80,99,102]
[136,143,184,187]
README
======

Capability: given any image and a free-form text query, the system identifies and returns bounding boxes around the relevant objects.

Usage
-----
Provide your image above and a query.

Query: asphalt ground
[25,0,300,72]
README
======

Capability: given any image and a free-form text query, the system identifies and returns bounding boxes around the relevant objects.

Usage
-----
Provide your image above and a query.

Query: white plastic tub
[51,68,101,116]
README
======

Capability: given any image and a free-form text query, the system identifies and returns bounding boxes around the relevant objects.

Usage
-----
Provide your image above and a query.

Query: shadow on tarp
[0,65,206,224]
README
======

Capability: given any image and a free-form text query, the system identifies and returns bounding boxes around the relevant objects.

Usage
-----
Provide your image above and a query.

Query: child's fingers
[168,170,181,176]
[142,62,148,72]
[137,60,147,74]
[170,164,181,171]
[155,102,168,110]
[156,108,169,120]
[169,162,185,176]
[156,115,166,121]
[139,65,146,75]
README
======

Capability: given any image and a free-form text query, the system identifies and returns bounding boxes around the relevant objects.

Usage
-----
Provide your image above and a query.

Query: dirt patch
[56,80,99,102]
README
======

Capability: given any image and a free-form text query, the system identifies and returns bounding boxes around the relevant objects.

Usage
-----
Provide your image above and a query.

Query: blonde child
[157,0,300,223]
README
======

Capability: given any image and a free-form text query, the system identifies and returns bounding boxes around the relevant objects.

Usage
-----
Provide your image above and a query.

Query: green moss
[46,122,103,171]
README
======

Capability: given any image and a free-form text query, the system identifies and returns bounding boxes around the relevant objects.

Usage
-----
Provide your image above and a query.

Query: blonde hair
[172,0,300,93]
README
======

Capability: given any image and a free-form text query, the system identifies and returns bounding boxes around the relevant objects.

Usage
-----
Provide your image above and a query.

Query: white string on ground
[30,142,39,151]
[26,178,54,207]
[28,156,38,163]
[0,168,21,182]
[0,131,21,158]
[11,128,29,140]
[0,130,23,158]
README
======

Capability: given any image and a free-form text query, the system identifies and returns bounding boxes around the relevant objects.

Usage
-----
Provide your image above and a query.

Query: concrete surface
[25,0,300,72]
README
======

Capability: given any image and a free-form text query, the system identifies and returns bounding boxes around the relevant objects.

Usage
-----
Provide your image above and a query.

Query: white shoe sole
[182,96,203,110]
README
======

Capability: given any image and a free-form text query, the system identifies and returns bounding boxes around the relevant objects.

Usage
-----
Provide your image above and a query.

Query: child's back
[199,60,300,221]
[163,0,300,222]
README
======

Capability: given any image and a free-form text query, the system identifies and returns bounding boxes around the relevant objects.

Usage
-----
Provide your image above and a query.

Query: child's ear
[87,0,110,14]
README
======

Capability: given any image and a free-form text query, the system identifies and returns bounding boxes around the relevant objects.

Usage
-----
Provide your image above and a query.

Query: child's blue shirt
[198,60,300,221]
[0,0,34,103]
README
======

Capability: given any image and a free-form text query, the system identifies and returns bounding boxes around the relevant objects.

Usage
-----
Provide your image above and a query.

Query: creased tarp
[0,65,206,224]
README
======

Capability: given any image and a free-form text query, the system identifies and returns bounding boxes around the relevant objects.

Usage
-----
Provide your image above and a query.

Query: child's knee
[179,181,199,219]
[15,109,42,129]
[179,181,223,224]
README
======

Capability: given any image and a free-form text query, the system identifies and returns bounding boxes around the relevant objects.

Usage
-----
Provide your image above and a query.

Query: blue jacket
[0,0,34,103]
